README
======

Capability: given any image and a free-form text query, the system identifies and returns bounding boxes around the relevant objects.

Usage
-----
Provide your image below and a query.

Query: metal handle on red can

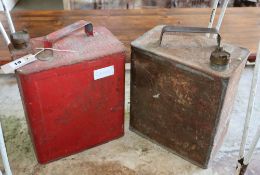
[159,26,221,49]
[44,20,93,48]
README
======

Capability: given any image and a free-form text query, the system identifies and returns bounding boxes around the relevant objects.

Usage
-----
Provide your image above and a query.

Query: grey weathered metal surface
[130,25,249,168]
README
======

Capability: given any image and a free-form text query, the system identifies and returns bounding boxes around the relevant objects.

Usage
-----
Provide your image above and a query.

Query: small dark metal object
[237,158,249,175]
[160,26,231,71]
[239,164,249,175]
[210,47,231,71]
[84,23,94,36]
[210,47,230,65]
[247,53,256,63]
[10,30,30,49]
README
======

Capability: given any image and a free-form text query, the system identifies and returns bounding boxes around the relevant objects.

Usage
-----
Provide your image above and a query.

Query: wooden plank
[0,8,259,64]
[60,0,211,9]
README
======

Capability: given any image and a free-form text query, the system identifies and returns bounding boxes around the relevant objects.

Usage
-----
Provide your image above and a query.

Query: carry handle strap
[159,26,221,48]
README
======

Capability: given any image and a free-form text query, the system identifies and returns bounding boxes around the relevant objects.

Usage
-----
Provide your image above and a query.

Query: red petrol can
[14,20,126,164]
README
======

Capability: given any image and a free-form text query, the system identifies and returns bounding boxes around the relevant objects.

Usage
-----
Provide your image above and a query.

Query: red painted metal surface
[15,21,126,164]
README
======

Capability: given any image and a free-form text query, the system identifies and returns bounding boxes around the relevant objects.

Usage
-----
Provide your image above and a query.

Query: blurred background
[2,0,260,11]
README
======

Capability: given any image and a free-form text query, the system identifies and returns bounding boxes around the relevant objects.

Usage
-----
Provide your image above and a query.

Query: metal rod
[235,127,260,175]
[244,126,260,165]
[213,0,230,39]
[0,22,10,45]
[206,0,219,37]
[243,43,260,165]
[0,0,15,34]
[0,123,12,175]
[238,42,260,159]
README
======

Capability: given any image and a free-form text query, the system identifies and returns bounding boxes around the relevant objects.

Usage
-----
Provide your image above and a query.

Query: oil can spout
[0,0,31,50]
[210,47,231,71]
[10,30,30,49]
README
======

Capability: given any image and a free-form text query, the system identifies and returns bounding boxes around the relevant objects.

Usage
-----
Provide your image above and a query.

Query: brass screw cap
[210,47,231,71]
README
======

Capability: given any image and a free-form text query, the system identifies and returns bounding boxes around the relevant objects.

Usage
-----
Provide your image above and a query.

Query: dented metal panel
[130,25,249,168]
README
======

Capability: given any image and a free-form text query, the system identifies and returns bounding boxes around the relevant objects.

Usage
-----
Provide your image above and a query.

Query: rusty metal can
[130,25,249,168]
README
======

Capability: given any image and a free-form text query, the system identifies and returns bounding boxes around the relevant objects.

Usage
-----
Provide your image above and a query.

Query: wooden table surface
[0,8,259,64]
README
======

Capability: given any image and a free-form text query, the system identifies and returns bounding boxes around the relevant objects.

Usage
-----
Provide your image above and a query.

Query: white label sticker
[94,65,114,80]
[1,54,37,74]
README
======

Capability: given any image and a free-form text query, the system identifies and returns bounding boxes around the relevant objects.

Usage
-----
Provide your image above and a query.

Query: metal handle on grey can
[159,26,230,71]
[159,26,221,48]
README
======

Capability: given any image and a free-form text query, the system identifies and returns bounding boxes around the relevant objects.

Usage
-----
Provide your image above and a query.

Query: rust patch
[130,25,249,168]
[130,45,246,168]
[130,49,222,167]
